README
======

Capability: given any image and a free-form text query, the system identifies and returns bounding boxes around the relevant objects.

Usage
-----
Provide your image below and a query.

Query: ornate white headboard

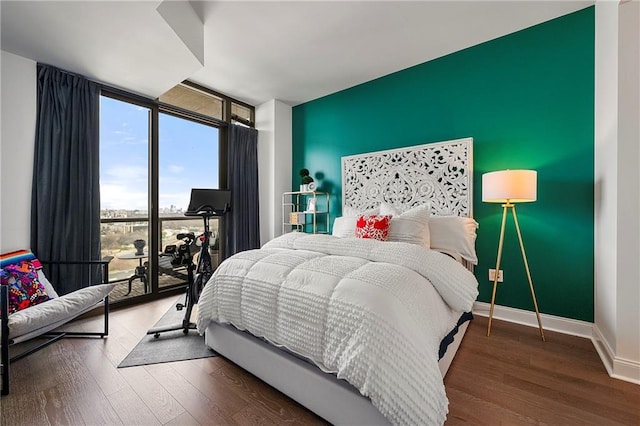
[341,137,473,217]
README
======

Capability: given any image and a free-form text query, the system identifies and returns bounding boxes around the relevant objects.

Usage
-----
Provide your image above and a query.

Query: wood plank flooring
[445,316,640,425]
[1,296,638,425]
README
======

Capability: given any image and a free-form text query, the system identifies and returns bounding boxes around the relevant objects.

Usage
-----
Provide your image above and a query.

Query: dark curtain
[225,124,260,258]
[31,64,101,295]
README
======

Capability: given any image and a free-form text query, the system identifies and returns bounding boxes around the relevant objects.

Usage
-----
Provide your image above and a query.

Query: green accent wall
[292,7,594,322]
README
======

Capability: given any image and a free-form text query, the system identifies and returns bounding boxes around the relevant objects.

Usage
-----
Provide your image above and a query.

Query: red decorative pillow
[355,214,392,241]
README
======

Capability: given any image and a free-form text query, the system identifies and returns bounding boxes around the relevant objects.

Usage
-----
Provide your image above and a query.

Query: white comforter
[196,232,478,425]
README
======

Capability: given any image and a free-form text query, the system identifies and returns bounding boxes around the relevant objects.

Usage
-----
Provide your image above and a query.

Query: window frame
[99,81,253,307]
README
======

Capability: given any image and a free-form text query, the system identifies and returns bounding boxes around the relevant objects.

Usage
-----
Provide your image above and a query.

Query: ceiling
[1,1,592,107]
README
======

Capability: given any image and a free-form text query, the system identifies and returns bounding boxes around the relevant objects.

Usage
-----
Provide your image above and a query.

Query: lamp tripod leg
[488,204,508,337]
[511,205,545,341]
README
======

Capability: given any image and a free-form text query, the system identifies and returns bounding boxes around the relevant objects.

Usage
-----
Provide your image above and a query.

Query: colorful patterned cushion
[0,249,39,268]
[1,251,52,315]
[355,214,392,241]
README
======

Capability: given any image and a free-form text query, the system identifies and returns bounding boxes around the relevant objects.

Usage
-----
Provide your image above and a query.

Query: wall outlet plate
[489,268,504,282]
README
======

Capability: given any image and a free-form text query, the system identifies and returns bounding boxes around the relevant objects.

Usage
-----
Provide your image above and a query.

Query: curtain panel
[225,124,260,258]
[31,64,101,295]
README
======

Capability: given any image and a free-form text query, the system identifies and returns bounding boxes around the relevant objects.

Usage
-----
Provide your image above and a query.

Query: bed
[196,137,479,425]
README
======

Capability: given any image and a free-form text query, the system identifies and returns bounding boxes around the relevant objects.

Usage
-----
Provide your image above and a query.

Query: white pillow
[332,216,358,238]
[7,283,115,338]
[342,205,380,217]
[37,270,59,299]
[379,202,402,216]
[429,216,479,264]
[333,205,381,238]
[382,203,431,248]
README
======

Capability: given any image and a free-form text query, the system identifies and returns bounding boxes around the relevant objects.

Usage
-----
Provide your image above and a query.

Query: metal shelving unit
[282,191,330,234]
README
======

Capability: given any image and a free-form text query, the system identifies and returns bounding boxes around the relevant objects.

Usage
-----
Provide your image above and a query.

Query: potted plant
[299,168,314,192]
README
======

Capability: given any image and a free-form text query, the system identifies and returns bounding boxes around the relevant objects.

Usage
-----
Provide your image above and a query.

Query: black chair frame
[1,258,112,396]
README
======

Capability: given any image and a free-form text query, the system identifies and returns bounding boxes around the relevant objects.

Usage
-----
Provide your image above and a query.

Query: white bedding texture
[197,232,478,425]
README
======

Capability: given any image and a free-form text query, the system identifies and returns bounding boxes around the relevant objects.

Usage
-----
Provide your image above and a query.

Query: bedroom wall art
[292,7,595,321]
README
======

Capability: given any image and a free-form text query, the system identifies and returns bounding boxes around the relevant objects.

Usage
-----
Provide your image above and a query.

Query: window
[99,81,253,305]
[232,102,254,126]
[100,95,151,301]
[159,82,223,120]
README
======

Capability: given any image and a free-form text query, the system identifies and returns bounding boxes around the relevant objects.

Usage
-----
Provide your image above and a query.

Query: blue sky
[100,96,219,210]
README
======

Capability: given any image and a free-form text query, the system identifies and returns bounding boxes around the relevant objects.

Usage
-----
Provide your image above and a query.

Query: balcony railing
[100,215,219,302]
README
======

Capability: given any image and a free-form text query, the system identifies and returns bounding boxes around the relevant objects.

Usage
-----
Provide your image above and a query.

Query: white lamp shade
[482,170,537,203]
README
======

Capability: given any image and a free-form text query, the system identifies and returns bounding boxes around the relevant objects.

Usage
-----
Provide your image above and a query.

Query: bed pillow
[379,203,431,249]
[355,214,392,241]
[342,205,380,217]
[429,216,479,264]
[379,202,402,216]
[332,216,358,238]
[332,205,381,238]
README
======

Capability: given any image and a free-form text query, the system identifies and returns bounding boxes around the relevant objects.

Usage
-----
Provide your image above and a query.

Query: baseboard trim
[473,302,640,385]
[591,324,615,375]
[472,301,593,338]
[592,325,640,385]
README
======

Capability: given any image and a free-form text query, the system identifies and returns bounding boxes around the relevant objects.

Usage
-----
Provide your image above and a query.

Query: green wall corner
[292,7,595,322]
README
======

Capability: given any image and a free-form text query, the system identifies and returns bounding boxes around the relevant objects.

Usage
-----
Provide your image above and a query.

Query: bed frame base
[206,319,470,425]
[206,323,390,425]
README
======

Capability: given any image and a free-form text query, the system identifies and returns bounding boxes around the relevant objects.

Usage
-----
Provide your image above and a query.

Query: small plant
[299,168,314,185]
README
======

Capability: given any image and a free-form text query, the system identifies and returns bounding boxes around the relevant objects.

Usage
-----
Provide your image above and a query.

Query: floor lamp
[482,170,545,341]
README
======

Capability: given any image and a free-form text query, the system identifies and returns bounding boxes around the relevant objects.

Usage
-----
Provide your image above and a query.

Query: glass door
[157,112,220,290]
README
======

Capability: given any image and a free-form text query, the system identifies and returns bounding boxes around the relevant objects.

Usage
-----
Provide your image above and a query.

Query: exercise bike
[147,188,230,338]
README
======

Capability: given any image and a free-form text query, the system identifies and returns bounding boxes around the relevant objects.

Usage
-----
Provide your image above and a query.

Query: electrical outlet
[489,268,504,282]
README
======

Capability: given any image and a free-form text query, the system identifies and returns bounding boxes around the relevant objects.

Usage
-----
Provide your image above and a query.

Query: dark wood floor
[445,316,640,425]
[2,296,638,425]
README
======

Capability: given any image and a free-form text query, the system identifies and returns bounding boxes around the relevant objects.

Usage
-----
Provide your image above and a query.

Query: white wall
[615,0,640,371]
[593,0,640,384]
[594,0,619,370]
[256,101,274,246]
[0,50,37,252]
[256,99,292,245]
